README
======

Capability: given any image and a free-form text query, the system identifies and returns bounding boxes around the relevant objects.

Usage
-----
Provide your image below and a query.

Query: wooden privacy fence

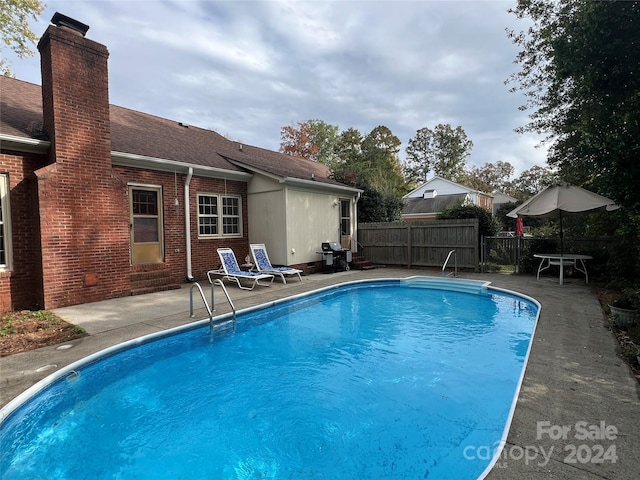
[357,220,479,271]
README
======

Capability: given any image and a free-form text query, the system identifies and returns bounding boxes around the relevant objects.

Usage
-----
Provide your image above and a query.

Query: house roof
[401,193,468,216]
[0,76,351,190]
[492,191,518,204]
[404,175,492,199]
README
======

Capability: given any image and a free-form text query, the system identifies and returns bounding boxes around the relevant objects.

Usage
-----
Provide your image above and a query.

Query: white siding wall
[247,175,286,264]
[407,178,470,197]
[285,188,341,265]
[247,174,354,266]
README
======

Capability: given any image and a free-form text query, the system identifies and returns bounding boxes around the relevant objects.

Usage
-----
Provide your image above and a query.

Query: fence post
[516,235,521,274]
[407,223,412,268]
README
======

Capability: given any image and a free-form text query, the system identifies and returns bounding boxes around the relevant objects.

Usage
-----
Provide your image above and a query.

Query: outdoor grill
[319,242,352,272]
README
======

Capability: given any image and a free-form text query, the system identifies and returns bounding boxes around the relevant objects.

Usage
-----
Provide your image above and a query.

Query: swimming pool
[0,277,539,479]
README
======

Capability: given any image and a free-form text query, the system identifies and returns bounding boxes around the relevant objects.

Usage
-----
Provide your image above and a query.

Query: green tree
[0,0,45,76]
[310,119,340,168]
[361,126,406,197]
[509,165,559,201]
[331,126,406,222]
[357,186,404,223]
[507,0,640,215]
[331,127,364,187]
[437,203,500,239]
[404,124,473,184]
[462,161,515,193]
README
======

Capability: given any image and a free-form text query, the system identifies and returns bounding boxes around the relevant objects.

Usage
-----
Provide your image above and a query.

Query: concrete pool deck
[1,268,639,478]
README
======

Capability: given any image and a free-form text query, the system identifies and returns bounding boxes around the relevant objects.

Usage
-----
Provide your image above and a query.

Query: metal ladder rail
[211,279,236,323]
[189,281,236,331]
[441,249,458,277]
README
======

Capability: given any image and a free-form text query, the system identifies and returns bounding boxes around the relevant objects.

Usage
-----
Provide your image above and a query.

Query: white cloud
[8,0,548,174]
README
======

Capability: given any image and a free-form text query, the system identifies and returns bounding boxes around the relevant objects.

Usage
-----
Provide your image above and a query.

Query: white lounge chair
[211,247,274,290]
[250,243,303,284]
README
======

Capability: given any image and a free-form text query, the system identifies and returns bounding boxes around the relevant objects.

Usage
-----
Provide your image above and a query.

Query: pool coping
[2,275,541,479]
[1,269,638,479]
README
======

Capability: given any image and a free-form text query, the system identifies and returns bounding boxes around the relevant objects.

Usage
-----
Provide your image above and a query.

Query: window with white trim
[0,174,12,270]
[198,193,242,237]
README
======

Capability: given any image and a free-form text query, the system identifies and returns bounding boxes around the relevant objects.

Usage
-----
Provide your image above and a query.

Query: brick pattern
[186,175,250,280]
[34,25,131,308]
[1,23,256,309]
[113,167,250,286]
[0,151,48,310]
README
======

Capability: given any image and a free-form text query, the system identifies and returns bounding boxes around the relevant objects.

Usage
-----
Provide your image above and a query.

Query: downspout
[184,167,194,281]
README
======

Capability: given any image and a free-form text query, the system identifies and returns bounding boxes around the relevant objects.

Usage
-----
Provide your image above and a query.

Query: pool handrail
[189,281,236,329]
[441,249,458,277]
[212,279,236,323]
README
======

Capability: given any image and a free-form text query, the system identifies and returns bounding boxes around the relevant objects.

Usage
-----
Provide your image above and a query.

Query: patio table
[533,253,593,286]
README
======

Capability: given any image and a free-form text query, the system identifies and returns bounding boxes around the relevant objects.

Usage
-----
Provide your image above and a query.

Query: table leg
[537,258,550,280]
[574,259,588,284]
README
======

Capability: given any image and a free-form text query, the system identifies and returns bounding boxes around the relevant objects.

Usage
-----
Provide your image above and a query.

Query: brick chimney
[38,12,110,172]
[35,13,130,308]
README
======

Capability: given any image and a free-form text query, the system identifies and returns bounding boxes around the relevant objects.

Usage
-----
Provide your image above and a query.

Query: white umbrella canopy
[507,182,619,255]
[507,183,619,219]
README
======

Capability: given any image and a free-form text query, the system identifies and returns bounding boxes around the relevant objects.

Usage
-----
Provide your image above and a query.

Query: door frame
[129,184,164,265]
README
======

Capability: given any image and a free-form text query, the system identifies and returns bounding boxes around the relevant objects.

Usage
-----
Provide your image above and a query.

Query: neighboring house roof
[402,193,469,216]
[492,191,518,204]
[0,76,352,190]
[404,176,492,199]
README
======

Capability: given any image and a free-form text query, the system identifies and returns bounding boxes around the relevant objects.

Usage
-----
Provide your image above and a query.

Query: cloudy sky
[8,0,548,176]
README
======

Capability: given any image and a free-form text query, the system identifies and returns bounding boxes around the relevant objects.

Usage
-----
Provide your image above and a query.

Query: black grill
[320,242,352,272]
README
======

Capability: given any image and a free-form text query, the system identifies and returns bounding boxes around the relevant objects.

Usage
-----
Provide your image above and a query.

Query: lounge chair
[210,247,274,290]
[250,243,303,284]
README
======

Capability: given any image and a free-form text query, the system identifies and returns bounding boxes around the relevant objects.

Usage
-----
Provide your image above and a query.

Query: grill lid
[322,242,343,251]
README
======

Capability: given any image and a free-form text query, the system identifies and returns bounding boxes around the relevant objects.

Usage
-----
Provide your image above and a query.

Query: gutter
[112,151,252,181]
[184,167,194,281]
[0,134,50,154]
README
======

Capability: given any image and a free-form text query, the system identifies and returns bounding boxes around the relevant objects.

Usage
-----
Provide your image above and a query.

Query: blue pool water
[0,278,538,479]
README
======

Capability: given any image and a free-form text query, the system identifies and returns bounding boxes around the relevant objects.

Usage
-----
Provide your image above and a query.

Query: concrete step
[130,269,181,295]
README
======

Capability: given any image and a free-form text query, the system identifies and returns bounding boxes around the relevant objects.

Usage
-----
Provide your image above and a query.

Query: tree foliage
[0,0,45,76]
[437,203,500,239]
[357,186,404,223]
[279,119,340,167]
[328,126,406,222]
[461,161,515,193]
[280,120,319,160]
[361,126,405,197]
[508,165,559,200]
[310,120,340,168]
[507,0,640,215]
[404,124,473,185]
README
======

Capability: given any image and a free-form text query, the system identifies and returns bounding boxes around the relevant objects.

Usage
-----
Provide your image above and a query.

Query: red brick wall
[2,23,252,310]
[35,25,130,308]
[113,167,250,284]
[0,151,48,310]
[188,176,250,280]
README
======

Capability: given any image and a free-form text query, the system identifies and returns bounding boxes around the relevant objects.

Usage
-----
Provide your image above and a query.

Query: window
[340,199,351,236]
[0,174,12,270]
[198,193,242,237]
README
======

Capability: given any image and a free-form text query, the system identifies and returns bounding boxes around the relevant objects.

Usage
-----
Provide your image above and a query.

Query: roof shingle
[1,76,340,185]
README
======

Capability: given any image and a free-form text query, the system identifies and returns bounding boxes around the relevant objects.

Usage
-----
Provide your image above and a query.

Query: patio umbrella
[515,216,524,236]
[507,182,619,255]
